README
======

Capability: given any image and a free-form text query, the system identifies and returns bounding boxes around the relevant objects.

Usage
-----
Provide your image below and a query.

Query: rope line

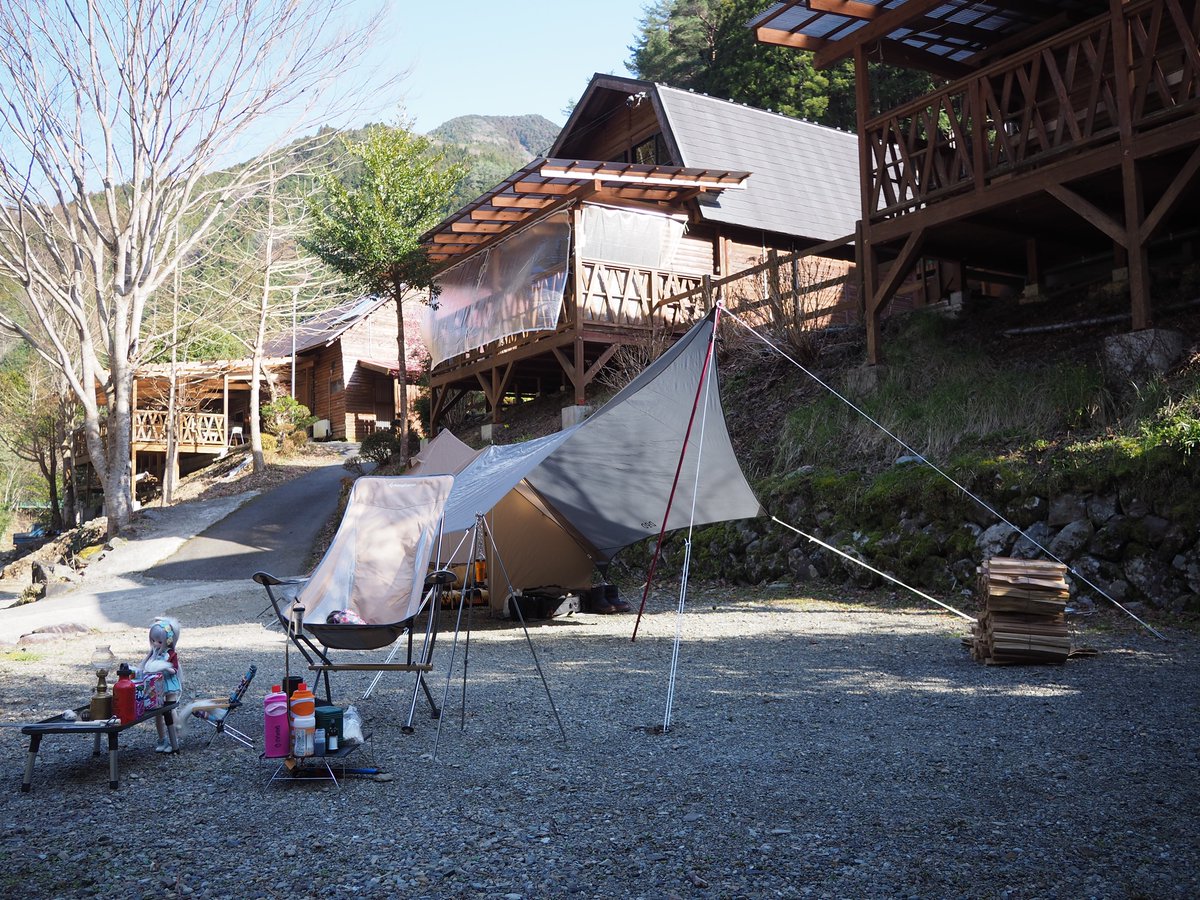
[772,517,975,621]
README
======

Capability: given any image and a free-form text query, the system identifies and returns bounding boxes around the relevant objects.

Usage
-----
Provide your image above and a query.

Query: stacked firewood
[971,557,1071,665]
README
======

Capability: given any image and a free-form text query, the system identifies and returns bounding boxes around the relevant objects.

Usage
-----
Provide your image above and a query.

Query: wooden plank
[308,663,433,672]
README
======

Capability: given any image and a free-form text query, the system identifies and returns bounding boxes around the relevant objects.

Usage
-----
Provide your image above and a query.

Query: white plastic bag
[342,704,365,746]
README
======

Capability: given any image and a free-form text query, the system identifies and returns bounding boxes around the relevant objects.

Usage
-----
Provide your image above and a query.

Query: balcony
[863,0,1200,223]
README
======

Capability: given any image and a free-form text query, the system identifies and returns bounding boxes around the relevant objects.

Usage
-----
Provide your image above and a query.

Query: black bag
[508,588,579,620]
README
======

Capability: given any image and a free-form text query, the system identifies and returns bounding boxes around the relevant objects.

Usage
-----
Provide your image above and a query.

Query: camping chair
[253,475,457,724]
[190,665,257,749]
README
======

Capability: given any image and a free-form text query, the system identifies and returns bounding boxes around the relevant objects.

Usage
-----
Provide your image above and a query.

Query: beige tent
[409,309,763,613]
[409,431,595,608]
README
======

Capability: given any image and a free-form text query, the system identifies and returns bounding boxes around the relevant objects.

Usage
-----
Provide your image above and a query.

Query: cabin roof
[421,157,749,265]
[265,294,430,377]
[550,73,859,243]
[263,295,392,357]
[752,1,1107,75]
[655,84,859,242]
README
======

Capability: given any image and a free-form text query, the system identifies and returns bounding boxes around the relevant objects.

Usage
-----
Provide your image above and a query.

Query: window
[632,133,668,166]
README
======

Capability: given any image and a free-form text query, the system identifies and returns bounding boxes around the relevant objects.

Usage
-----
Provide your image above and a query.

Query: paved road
[144,462,349,582]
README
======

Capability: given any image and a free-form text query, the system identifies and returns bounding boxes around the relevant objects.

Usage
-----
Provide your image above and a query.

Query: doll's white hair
[149,616,181,649]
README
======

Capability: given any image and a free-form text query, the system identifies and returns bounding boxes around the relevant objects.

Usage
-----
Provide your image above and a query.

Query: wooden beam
[469,209,531,222]
[450,221,506,234]
[1046,184,1127,246]
[1140,143,1200,242]
[814,0,944,69]
[807,0,879,18]
[582,344,619,386]
[871,228,926,319]
[490,195,554,209]
[755,26,828,52]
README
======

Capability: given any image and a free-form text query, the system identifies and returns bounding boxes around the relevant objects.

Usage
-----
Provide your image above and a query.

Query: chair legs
[197,715,254,750]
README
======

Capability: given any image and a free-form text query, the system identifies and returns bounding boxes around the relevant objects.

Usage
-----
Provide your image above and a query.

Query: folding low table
[19,702,179,791]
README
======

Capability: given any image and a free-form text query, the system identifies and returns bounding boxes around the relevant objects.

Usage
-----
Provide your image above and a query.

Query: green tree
[628,0,935,130]
[305,125,466,461]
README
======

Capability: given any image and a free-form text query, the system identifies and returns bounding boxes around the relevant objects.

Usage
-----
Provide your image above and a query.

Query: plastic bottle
[263,685,291,758]
[291,713,316,757]
[289,682,316,718]
[113,663,137,724]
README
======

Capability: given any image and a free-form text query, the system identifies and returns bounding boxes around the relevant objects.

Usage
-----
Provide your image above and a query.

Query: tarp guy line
[663,317,719,733]
[773,517,975,621]
[724,309,1165,641]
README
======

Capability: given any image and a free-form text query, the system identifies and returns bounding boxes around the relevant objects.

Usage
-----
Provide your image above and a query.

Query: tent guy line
[722,308,1167,641]
[772,517,975,622]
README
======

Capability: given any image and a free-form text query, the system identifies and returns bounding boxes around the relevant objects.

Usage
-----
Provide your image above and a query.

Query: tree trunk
[101,371,136,538]
[392,274,410,464]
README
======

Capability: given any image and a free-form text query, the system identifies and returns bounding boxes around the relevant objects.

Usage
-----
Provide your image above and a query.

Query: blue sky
[381,0,652,132]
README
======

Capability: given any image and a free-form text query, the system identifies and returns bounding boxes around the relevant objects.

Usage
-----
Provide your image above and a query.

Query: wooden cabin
[420,73,864,429]
[72,357,288,512]
[264,295,426,441]
[754,0,1200,364]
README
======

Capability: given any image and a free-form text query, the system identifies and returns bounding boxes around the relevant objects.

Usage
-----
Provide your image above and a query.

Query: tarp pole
[632,307,722,642]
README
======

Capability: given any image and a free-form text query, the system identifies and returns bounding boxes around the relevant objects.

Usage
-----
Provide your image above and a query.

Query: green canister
[314,705,344,753]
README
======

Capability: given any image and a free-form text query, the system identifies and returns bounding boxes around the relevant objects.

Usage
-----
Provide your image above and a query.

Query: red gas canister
[113,663,137,724]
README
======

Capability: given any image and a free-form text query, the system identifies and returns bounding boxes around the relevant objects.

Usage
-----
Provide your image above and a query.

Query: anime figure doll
[141,616,182,752]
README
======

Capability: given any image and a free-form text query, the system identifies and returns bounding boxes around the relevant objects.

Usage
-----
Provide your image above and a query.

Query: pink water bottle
[264,685,291,758]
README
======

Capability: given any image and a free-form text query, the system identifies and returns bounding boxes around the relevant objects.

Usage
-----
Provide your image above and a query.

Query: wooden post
[222,373,230,448]
[1025,238,1042,298]
[1109,0,1151,330]
[854,47,884,364]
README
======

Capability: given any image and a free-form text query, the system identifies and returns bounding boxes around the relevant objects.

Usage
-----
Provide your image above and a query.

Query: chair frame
[253,570,456,725]
[193,664,257,749]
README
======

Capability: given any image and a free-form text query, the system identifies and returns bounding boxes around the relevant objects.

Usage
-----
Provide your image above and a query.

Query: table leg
[21,734,42,793]
[93,732,101,757]
[108,732,119,789]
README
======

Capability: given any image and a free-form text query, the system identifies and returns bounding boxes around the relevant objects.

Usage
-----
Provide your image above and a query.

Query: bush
[283,429,308,454]
[261,396,316,457]
[360,430,403,466]
[261,396,316,435]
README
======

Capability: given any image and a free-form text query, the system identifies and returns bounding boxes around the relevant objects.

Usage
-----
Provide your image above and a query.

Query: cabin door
[374,376,395,426]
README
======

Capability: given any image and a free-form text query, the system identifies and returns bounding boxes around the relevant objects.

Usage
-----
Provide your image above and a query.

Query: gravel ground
[1,581,1197,900]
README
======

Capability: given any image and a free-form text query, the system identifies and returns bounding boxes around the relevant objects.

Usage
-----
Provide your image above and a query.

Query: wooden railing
[863,0,1199,219]
[576,259,705,328]
[132,410,226,449]
[649,235,860,326]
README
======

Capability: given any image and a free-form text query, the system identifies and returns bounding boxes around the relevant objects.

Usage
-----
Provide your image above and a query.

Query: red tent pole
[631,307,722,642]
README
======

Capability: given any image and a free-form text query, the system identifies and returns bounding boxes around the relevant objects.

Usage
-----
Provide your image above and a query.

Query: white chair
[228,426,245,446]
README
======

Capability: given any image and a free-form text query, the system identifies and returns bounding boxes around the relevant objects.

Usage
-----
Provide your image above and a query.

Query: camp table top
[18,702,179,792]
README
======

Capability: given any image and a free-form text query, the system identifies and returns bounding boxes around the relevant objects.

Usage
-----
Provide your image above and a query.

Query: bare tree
[0,0,395,535]
[0,355,77,530]
[186,165,351,473]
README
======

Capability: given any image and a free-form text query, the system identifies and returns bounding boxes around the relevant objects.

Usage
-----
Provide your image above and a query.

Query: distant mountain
[429,114,560,209]
[429,114,559,157]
